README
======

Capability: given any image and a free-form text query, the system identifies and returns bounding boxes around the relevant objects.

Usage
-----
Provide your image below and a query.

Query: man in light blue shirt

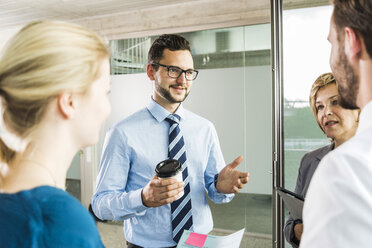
[92,34,250,248]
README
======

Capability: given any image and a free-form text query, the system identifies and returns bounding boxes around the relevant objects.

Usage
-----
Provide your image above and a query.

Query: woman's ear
[57,92,75,119]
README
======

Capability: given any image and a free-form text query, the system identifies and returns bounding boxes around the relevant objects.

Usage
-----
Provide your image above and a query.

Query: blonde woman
[284,72,359,247]
[0,21,110,247]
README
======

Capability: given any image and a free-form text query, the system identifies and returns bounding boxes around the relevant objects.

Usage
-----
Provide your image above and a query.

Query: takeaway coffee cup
[155,159,184,199]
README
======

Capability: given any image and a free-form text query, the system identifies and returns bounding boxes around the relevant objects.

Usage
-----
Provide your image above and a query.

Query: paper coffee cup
[155,159,184,200]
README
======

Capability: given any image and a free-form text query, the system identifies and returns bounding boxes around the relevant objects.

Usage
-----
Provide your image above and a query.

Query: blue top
[92,98,234,247]
[0,186,104,248]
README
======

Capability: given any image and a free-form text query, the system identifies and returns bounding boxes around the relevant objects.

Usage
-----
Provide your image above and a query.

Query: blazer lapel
[316,143,335,161]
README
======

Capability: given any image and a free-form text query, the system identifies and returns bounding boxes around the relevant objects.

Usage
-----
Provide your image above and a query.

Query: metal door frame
[271,0,285,247]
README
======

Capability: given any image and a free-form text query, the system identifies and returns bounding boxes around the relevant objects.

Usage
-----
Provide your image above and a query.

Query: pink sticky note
[185,232,208,247]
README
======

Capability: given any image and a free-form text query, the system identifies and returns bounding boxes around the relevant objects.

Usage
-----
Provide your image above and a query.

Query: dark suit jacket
[284,143,334,248]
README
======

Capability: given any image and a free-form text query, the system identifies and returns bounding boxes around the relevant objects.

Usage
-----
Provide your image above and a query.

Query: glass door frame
[271,0,284,247]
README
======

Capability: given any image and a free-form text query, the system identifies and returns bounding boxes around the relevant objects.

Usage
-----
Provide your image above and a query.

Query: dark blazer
[284,143,334,248]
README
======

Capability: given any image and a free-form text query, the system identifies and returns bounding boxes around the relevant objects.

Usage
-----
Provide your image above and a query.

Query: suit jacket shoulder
[301,143,334,166]
[298,143,334,196]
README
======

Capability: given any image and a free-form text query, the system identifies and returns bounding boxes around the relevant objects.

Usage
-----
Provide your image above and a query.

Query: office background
[0,1,332,247]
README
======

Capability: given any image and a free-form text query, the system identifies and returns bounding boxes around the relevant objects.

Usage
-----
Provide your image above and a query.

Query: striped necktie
[165,114,193,243]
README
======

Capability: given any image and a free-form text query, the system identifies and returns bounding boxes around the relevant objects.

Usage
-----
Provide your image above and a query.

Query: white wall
[97,66,272,194]
[97,73,153,158]
[0,28,19,51]
[185,67,272,194]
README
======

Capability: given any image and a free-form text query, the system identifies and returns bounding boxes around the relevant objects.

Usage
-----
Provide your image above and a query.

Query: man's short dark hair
[148,34,191,68]
[332,0,372,58]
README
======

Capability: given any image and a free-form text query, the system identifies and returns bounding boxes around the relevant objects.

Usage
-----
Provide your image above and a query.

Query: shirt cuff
[125,188,148,213]
[209,173,235,202]
[214,173,219,188]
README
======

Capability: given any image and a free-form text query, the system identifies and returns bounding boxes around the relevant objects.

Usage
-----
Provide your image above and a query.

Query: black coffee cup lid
[155,159,182,178]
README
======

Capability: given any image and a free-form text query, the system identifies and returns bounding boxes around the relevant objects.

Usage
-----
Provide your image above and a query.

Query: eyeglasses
[152,62,199,81]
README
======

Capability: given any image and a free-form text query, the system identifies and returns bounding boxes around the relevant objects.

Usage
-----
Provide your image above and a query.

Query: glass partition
[282,4,332,248]
[97,24,272,247]
[283,5,332,191]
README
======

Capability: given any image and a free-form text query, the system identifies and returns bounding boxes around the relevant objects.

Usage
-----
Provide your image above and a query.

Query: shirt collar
[146,97,186,122]
[356,100,372,135]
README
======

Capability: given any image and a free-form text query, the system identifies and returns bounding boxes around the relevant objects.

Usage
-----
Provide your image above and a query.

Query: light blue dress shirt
[92,98,234,247]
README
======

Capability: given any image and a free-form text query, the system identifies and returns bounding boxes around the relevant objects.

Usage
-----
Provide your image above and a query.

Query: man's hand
[294,223,303,241]
[216,156,250,194]
[141,176,184,207]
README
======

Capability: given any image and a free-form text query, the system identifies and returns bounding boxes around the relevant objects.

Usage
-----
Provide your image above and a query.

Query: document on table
[176,228,245,248]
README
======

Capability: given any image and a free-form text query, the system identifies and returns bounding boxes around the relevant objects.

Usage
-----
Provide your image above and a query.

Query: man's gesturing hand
[141,176,184,207]
[216,156,250,194]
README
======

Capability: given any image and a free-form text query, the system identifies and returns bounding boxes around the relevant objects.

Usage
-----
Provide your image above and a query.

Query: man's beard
[156,83,189,103]
[333,45,359,110]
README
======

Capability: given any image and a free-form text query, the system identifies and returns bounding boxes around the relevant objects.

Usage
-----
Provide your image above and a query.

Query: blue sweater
[0,186,104,248]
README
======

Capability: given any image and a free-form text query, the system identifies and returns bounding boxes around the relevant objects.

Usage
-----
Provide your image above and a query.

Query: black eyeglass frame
[151,62,199,81]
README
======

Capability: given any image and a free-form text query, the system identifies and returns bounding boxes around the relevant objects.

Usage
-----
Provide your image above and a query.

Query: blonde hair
[309,72,337,131]
[0,20,109,168]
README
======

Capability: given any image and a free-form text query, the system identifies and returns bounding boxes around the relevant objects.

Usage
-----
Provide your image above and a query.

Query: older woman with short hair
[284,72,360,247]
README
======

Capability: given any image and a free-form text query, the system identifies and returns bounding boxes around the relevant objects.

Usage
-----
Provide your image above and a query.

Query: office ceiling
[0,0,195,31]
[0,0,330,46]
[0,0,330,31]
